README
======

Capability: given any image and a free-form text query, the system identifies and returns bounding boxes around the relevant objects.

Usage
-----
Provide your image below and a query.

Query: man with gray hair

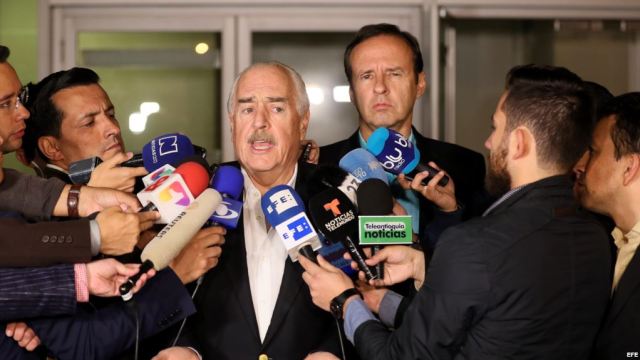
[156,62,340,359]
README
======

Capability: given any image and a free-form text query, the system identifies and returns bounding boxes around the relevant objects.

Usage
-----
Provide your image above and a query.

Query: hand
[169,226,226,284]
[96,207,159,255]
[88,152,148,192]
[300,139,320,164]
[152,346,200,360]
[305,351,341,360]
[397,162,457,212]
[354,279,388,314]
[300,255,355,312]
[5,322,40,351]
[360,245,425,288]
[86,258,156,297]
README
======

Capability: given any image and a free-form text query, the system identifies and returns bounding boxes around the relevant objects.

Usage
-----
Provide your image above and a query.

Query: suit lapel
[261,259,304,347]
[607,250,640,325]
[224,215,262,343]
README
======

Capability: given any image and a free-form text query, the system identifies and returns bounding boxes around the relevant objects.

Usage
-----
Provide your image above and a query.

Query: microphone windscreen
[261,185,306,227]
[356,178,394,215]
[142,133,195,172]
[307,165,350,196]
[339,148,389,184]
[173,159,211,198]
[211,165,244,199]
[141,188,222,270]
[308,188,358,242]
[365,128,420,175]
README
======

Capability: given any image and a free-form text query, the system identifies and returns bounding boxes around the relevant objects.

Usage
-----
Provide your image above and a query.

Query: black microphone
[356,178,395,279]
[308,188,377,281]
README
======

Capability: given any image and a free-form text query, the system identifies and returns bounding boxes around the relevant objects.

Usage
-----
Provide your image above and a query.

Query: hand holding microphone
[87,151,148,192]
[119,188,222,300]
[365,127,450,187]
[396,162,457,212]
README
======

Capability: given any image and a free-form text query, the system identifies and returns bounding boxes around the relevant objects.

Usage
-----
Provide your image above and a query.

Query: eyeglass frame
[0,86,29,112]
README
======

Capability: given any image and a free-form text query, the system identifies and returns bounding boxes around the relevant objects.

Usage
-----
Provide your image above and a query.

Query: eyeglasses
[0,86,29,112]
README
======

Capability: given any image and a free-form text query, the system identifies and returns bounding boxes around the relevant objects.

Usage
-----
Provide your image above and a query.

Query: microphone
[339,148,389,184]
[307,165,360,207]
[119,188,223,300]
[356,178,395,279]
[365,128,449,187]
[308,188,378,281]
[206,165,244,229]
[137,158,211,224]
[261,185,322,263]
[68,133,196,184]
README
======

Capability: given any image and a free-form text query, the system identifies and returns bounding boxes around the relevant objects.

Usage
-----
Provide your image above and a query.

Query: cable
[171,276,204,346]
[125,300,141,360]
[335,318,347,360]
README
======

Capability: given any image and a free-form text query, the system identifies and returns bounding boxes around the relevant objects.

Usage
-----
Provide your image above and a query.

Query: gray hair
[226,61,309,118]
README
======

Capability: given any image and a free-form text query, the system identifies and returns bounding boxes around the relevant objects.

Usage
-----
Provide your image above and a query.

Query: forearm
[0,169,66,219]
[0,264,76,321]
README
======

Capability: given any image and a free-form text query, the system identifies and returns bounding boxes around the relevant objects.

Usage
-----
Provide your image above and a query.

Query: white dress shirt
[242,165,298,342]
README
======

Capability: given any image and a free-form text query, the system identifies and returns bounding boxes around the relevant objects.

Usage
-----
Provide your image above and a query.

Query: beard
[485,144,511,198]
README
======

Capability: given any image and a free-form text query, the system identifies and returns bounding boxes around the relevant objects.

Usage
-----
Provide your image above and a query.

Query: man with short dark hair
[319,23,488,255]
[301,65,611,359]
[575,92,640,359]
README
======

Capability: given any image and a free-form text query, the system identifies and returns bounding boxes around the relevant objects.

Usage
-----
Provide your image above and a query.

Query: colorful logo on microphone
[159,181,191,206]
[323,199,341,216]
[149,166,174,182]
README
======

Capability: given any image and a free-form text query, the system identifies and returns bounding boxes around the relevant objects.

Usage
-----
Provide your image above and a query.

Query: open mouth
[251,140,274,151]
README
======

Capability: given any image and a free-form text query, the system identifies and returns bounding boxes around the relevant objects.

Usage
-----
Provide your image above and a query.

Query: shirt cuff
[74,263,89,302]
[89,219,101,256]
[344,297,378,344]
[378,290,403,328]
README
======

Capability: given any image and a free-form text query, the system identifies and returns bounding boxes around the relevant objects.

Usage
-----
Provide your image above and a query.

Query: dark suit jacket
[15,268,196,360]
[319,128,490,253]
[354,176,612,360]
[592,250,640,359]
[180,161,340,359]
[0,168,92,266]
[0,264,76,322]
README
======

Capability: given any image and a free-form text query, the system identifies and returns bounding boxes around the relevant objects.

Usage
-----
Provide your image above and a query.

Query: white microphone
[120,188,222,300]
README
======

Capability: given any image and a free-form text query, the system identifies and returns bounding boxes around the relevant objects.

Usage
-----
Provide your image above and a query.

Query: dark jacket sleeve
[0,169,66,220]
[28,268,196,360]
[354,226,491,360]
[0,264,76,321]
[0,217,92,266]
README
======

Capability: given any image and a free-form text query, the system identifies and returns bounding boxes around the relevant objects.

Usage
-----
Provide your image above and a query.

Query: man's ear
[37,136,64,162]
[416,71,427,99]
[622,153,640,186]
[508,127,531,161]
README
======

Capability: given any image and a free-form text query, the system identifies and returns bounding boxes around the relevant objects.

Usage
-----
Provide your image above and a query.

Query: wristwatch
[330,288,360,320]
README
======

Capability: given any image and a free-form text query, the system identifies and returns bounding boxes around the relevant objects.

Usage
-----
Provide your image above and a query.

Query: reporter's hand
[354,280,388,314]
[88,152,148,192]
[359,245,425,288]
[96,208,159,255]
[152,346,199,360]
[86,258,156,297]
[300,255,355,312]
[397,162,457,212]
[169,226,226,284]
[5,322,40,351]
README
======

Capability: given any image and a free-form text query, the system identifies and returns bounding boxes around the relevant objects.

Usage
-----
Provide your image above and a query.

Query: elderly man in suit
[575,92,640,359]
[301,65,612,359]
[155,62,340,360]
